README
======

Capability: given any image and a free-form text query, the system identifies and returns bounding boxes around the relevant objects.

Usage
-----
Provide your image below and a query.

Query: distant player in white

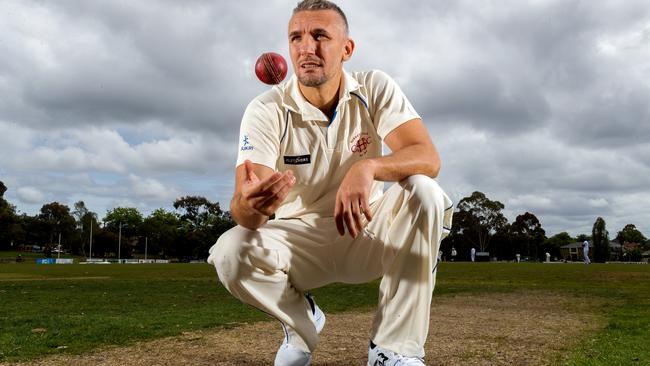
[583,240,591,264]
[470,247,476,262]
[207,1,452,365]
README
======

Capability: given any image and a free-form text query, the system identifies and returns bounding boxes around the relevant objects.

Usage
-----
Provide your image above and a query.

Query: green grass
[1,262,648,364]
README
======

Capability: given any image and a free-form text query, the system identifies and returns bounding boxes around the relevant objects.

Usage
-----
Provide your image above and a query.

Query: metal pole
[58,233,61,259]
[89,219,93,261]
[118,222,122,263]
[145,236,148,261]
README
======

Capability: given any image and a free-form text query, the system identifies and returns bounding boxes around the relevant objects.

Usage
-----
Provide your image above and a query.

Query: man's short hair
[293,0,349,34]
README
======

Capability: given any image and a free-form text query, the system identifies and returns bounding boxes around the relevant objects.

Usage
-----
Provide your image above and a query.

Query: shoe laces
[393,352,424,365]
[376,349,424,365]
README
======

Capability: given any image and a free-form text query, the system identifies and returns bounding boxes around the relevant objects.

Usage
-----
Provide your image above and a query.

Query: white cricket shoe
[274,294,326,366]
[367,341,425,366]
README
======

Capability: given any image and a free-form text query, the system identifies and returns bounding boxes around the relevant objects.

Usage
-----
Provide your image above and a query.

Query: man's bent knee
[208,226,249,291]
[402,174,447,214]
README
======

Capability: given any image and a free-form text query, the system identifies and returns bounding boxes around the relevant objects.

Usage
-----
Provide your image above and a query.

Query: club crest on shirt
[349,132,371,157]
[240,135,254,151]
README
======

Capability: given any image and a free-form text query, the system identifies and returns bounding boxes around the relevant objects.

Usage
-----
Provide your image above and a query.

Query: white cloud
[128,174,177,201]
[17,187,44,204]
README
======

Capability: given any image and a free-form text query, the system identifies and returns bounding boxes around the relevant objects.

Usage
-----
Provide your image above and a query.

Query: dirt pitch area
[9,292,604,366]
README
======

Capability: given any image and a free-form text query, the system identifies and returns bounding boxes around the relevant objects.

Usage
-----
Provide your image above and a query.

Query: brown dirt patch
[8,292,604,366]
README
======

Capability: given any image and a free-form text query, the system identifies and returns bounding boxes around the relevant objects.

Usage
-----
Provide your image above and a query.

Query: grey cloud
[412,66,550,135]
[560,87,650,147]
[1,0,290,138]
[2,0,649,237]
[434,126,650,235]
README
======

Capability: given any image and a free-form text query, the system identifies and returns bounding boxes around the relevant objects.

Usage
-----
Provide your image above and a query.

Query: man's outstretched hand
[240,160,296,217]
[334,161,374,238]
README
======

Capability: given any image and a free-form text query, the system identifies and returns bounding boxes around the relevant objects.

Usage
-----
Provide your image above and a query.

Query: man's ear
[342,38,355,62]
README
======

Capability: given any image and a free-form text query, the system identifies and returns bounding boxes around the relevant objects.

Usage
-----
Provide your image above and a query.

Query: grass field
[1,261,648,364]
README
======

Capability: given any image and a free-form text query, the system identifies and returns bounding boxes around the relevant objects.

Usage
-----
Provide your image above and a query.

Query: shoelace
[383,350,424,365]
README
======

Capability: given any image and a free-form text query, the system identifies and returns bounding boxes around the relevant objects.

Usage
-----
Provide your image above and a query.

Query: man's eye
[290,36,301,42]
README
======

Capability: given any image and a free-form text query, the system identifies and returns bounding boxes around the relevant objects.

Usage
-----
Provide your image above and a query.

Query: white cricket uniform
[208,69,452,358]
[583,241,591,264]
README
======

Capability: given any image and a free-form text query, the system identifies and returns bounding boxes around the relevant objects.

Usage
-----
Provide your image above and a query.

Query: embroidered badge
[350,132,371,157]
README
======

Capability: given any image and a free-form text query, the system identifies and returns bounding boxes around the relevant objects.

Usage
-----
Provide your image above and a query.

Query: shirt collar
[282,69,361,122]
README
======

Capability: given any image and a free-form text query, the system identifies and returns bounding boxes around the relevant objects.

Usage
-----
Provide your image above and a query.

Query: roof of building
[560,241,621,249]
[561,241,590,249]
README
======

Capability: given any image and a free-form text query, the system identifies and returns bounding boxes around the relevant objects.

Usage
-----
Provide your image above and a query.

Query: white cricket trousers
[207,175,452,358]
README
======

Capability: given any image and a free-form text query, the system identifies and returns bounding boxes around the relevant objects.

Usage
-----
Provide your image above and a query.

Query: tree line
[1,181,647,262]
[0,181,235,260]
[441,191,648,262]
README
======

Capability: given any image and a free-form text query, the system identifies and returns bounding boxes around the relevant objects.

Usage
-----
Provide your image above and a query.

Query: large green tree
[173,196,234,260]
[37,202,77,254]
[510,212,546,260]
[0,181,20,250]
[103,207,144,258]
[454,191,508,253]
[592,217,610,263]
[140,208,181,258]
[615,224,647,244]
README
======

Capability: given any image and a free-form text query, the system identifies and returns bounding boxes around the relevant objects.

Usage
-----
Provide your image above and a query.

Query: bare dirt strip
[7,292,604,366]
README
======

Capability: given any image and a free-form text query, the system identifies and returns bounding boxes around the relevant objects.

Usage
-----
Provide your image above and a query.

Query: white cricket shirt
[236,69,420,220]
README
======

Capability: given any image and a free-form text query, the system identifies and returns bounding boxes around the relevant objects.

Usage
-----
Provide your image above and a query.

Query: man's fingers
[257,172,296,214]
[249,171,293,198]
[351,200,364,234]
[257,176,295,212]
[344,209,358,238]
[362,199,373,222]
[335,193,369,238]
[334,200,345,236]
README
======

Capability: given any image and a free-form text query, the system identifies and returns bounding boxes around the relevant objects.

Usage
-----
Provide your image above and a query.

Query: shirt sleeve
[367,70,421,139]
[235,99,281,170]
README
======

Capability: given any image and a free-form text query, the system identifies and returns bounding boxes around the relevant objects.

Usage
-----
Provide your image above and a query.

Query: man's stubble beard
[297,72,329,87]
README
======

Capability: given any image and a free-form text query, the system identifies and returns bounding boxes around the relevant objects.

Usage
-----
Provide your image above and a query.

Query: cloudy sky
[1,0,649,237]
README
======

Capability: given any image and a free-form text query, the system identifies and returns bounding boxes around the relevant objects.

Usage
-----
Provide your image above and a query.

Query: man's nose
[298,37,317,56]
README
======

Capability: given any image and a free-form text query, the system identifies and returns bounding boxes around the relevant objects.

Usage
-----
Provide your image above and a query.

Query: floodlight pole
[145,236,148,261]
[89,220,93,261]
[57,233,61,259]
[118,221,122,262]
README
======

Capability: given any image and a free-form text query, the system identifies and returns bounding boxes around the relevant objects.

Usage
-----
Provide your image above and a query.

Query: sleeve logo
[240,135,254,151]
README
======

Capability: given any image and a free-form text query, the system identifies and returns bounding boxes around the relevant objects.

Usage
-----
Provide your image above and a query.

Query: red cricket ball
[255,52,288,85]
